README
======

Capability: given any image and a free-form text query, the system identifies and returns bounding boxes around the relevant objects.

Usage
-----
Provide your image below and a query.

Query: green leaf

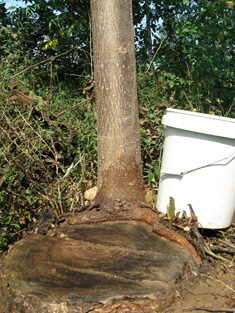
[169,81,175,88]
[13,223,20,230]
[148,171,156,184]
[7,6,16,11]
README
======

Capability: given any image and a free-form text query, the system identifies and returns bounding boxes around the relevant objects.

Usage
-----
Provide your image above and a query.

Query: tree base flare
[68,199,202,266]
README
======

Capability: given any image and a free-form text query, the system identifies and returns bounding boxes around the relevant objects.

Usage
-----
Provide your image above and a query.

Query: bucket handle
[161,150,235,177]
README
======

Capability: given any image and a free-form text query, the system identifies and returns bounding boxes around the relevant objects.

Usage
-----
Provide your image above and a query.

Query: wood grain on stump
[0,221,196,312]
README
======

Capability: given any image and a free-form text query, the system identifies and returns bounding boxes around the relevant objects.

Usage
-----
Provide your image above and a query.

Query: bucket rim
[165,108,235,123]
[162,108,235,139]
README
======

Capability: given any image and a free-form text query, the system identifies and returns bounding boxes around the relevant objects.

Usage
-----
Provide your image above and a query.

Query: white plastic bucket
[156,108,235,229]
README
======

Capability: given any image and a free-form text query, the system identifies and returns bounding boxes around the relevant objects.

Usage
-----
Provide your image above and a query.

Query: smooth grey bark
[91,0,145,202]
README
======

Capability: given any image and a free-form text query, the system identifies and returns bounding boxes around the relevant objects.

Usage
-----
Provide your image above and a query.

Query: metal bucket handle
[161,150,235,177]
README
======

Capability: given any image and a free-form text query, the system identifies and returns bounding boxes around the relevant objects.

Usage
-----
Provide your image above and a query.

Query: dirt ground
[166,261,235,313]
[166,215,235,313]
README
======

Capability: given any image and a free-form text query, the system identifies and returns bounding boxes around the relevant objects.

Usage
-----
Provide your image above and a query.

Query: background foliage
[0,0,234,251]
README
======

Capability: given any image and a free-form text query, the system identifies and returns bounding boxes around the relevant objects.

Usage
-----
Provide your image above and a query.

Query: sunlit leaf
[148,171,156,184]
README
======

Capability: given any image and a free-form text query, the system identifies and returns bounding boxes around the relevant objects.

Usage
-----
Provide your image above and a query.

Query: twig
[225,99,234,117]
[58,185,63,215]
[184,307,235,312]
[15,108,56,158]
[210,245,235,256]
[40,193,59,218]
[57,98,91,116]
[144,33,167,76]
[229,254,235,267]
[207,238,235,255]
[89,11,93,77]
[185,61,191,85]
[50,56,54,91]
[64,73,85,77]
[202,274,235,294]
[211,277,235,294]
[205,248,227,261]
[218,239,235,250]
[62,156,83,179]
[8,46,78,80]
[182,88,193,109]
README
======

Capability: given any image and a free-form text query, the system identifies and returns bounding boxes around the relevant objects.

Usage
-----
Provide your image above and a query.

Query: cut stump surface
[0,221,196,312]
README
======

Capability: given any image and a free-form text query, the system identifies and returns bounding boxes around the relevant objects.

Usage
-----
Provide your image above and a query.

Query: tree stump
[0,221,196,312]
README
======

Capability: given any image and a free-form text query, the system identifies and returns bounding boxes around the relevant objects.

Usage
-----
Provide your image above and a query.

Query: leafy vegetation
[0,0,234,252]
[0,75,97,251]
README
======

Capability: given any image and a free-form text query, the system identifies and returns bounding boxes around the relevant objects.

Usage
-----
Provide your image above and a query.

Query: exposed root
[67,200,202,266]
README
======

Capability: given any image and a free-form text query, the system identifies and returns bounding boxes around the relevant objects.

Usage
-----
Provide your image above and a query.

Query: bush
[0,70,97,252]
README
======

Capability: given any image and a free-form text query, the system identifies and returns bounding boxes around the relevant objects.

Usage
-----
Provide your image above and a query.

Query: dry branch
[57,98,91,117]
[8,46,78,80]
[144,33,167,76]
[184,307,235,312]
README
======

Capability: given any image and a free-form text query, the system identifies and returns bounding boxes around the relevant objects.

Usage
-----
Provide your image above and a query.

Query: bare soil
[166,262,235,313]
[166,214,235,313]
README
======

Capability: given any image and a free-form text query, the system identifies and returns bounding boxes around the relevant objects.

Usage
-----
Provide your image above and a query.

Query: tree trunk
[68,0,201,267]
[91,0,145,204]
